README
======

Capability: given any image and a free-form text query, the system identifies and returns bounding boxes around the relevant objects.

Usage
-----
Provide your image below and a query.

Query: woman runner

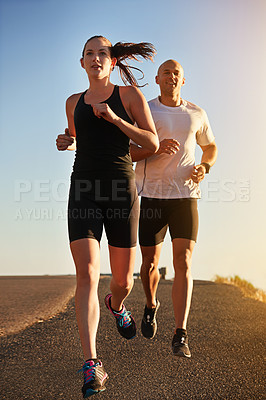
[56,35,158,398]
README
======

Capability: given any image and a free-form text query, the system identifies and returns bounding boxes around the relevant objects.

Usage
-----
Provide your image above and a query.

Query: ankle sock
[175,328,187,336]
[110,302,123,313]
[85,358,99,364]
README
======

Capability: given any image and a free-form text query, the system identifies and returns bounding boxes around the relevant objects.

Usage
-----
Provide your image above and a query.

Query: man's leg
[139,197,168,338]
[171,238,195,357]
[140,244,163,308]
[140,244,163,338]
[172,238,195,329]
[139,197,167,309]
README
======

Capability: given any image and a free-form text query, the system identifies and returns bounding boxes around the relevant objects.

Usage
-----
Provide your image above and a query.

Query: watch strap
[201,162,211,174]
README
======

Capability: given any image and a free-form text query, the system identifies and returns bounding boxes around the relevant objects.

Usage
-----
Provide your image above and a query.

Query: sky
[0,0,266,290]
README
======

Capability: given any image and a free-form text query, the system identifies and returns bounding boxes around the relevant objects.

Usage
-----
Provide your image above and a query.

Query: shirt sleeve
[196,109,215,146]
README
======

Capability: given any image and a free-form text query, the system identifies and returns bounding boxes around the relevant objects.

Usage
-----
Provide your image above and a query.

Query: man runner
[131,59,218,357]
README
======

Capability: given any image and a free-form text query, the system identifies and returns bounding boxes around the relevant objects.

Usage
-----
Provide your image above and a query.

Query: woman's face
[81,37,116,80]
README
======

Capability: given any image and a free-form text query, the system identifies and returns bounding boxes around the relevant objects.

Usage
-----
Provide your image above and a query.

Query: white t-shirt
[135,97,215,199]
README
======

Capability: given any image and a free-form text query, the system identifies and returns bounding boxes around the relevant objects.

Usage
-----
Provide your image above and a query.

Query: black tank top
[72,85,134,179]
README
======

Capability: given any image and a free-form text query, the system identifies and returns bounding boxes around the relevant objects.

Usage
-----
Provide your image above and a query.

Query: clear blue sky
[1,0,266,290]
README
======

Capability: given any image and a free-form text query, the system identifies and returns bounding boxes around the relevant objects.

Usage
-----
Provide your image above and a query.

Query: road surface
[1,278,265,399]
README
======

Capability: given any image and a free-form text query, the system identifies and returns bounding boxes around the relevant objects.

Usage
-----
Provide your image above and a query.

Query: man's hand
[91,103,119,124]
[191,164,206,183]
[56,128,74,151]
[156,139,180,155]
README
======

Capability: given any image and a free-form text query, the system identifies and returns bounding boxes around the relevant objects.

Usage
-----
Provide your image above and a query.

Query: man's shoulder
[148,97,158,108]
[183,99,209,118]
[182,99,204,111]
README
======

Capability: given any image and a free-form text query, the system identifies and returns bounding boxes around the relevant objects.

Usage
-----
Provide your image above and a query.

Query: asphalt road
[1,278,265,399]
[0,276,76,336]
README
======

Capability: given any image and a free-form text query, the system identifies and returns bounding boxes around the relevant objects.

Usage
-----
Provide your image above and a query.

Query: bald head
[157,60,184,77]
[155,59,185,101]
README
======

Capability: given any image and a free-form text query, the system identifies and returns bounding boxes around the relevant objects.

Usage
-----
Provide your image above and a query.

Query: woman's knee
[113,275,133,291]
[76,264,100,287]
[173,250,193,272]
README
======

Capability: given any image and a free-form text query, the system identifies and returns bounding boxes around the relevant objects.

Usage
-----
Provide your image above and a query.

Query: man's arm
[200,141,218,167]
[130,139,180,162]
[191,141,218,183]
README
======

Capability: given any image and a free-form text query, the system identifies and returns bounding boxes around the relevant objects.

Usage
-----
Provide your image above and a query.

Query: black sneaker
[141,300,160,339]
[79,359,108,398]
[172,329,191,358]
[105,293,136,339]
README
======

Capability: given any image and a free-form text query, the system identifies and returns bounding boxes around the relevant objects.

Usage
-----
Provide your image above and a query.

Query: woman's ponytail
[111,42,156,86]
[82,36,156,86]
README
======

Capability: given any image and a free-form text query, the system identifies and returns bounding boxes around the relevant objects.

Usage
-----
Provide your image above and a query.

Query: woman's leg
[70,238,101,360]
[108,245,136,311]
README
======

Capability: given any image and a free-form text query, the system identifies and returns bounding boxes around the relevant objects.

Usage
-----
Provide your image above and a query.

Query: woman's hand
[91,103,119,124]
[56,128,75,151]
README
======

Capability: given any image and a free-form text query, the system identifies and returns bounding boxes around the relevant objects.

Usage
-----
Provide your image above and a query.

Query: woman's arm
[121,86,159,152]
[91,86,159,153]
[56,128,76,151]
[130,139,180,162]
[130,144,154,162]
[56,94,78,151]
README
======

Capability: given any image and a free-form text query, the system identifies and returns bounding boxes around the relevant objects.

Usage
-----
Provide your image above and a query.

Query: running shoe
[104,293,136,339]
[79,359,108,398]
[172,329,191,358]
[141,299,160,339]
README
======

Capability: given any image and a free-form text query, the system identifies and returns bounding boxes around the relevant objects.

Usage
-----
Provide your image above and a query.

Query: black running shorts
[68,177,140,248]
[139,197,198,246]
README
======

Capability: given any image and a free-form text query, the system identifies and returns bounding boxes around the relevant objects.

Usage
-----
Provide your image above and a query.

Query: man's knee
[141,255,160,273]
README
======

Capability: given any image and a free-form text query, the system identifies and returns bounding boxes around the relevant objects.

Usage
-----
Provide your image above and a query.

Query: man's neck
[159,93,182,107]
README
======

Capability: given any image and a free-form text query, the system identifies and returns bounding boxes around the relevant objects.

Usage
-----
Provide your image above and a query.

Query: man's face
[155,60,185,96]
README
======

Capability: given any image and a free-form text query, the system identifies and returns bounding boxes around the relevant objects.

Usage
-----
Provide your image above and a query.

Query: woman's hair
[82,35,156,86]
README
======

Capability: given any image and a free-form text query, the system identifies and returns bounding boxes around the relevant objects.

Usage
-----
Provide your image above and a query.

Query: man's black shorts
[139,197,198,246]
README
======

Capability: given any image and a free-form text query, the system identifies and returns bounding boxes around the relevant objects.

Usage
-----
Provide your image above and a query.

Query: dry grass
[213,275,266,303]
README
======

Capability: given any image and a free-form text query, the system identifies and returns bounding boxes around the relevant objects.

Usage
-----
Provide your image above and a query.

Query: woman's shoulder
[119,85,145,104]
[66,92,84,113]
[66,92,84,104]
[119,85,141,96]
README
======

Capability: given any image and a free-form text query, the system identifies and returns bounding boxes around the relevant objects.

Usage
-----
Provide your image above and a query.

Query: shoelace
[78,362,99,384]
[144,306,157,324]
[114,308,132,328]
